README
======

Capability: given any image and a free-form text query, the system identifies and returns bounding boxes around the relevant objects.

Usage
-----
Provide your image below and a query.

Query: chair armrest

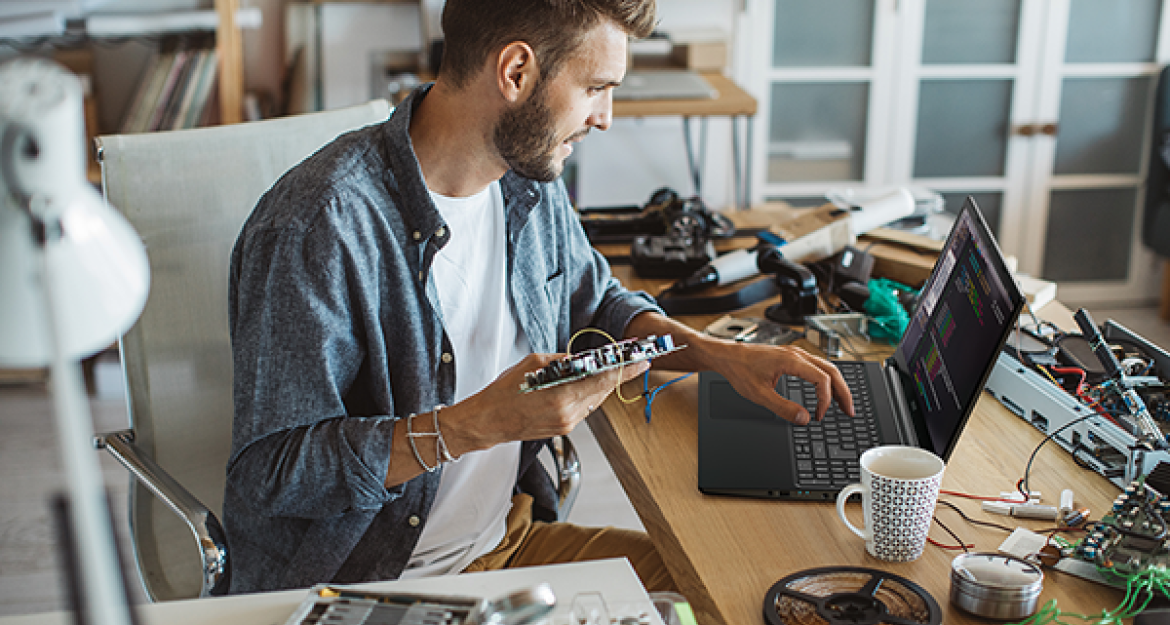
[94,430,229,597]
[552,434,581,522]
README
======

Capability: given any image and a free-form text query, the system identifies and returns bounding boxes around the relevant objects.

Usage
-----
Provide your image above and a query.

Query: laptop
[613,70,719,101]
[698,197,1025,501]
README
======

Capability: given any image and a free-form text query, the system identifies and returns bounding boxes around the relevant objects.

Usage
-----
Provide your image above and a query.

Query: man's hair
[439,0,656,89]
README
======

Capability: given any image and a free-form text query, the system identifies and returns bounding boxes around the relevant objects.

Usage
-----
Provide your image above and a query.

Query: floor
[1,304,1166,617]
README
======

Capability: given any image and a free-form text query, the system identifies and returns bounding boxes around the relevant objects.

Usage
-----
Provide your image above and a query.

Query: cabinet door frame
[1019,0,1170,304]
[747,0,900,200]
[748,0,1169,305]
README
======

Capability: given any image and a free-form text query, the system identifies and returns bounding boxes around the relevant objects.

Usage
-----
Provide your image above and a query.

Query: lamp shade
[0,58,149,367]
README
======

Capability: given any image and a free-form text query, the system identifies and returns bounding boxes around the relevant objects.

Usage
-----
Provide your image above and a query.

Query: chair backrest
[97,100,393,601]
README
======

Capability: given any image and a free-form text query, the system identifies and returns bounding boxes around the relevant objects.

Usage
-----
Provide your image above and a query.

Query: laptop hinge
[883,363,919,447]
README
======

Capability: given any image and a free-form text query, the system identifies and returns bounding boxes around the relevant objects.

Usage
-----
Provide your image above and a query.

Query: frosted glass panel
[1054,77,1151,176]
[940,192,1003,237]
[773,0,875,67]
[1066,0,1160,63]
[1042,188,1136,282]
[914,80,1012,178]
[922,0,1020,65]
[768,82,868,182]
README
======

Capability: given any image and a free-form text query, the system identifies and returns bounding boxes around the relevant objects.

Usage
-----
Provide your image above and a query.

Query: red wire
[1048,366,1086,394]
[940,489,1024,502]
[928,537,972,550]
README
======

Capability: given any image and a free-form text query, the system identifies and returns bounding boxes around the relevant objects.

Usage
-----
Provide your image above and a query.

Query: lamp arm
[95,431,230,597]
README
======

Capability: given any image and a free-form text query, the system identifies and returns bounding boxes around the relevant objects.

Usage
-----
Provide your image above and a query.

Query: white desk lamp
[0,58,149,625]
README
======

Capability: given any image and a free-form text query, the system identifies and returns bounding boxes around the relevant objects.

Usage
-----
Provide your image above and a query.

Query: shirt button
[436,227,446,238]
[441,352,453,364]
[412,231,421,241]
[418,271,424,282]
[408,515,420,527]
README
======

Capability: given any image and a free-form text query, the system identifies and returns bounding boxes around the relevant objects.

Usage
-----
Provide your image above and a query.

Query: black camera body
[577,187,735,244]
[630,234,715,278]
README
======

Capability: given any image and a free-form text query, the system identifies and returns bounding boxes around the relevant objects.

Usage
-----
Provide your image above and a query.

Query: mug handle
[836,483,869,541]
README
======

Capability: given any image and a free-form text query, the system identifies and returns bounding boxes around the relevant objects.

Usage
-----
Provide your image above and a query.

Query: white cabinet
[749,0,1170,304]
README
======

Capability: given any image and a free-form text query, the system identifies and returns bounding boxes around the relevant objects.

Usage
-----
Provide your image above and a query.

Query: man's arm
[384,354,649,487]
[624,311,855,425]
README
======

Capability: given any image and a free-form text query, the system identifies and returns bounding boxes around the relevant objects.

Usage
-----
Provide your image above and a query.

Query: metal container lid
[951,553,1044,619]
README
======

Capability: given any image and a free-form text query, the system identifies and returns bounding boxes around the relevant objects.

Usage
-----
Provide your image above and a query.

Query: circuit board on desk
[1073,466,1170,584]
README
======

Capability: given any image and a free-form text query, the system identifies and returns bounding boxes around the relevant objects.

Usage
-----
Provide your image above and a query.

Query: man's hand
[624,311,854,426]
[442,353,650,456]
[704,340,854,425]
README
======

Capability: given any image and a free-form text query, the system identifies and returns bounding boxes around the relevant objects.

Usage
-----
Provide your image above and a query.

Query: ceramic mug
[835,445,945,562]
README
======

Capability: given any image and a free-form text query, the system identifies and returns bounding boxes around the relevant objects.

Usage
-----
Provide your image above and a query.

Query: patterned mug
[835,445,945,562]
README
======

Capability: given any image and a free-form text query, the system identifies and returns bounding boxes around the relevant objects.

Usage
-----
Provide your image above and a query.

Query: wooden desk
[612,73,758,210]
[591,268,1124,625]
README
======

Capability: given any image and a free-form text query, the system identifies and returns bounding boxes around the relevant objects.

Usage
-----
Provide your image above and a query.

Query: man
[225,0,853,594]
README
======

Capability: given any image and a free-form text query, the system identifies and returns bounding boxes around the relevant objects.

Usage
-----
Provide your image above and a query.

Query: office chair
[93,101,582,601]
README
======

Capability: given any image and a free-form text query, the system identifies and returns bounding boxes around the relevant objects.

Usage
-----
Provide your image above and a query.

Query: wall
[239,0,752,210]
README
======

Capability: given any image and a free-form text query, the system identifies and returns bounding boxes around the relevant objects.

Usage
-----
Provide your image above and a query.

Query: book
[121,50,174,133]
[182,49,218,129]
[145,48,190,132]
[169,49,208,130]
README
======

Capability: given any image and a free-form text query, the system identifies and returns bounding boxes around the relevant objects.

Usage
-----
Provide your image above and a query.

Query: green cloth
[864,278,916,342]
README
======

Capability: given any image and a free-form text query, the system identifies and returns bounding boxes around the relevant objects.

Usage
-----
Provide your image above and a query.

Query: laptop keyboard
[790,361,879,488]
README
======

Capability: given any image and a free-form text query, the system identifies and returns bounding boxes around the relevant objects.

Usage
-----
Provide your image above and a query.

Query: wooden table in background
[612,72,758,210]
[590,266,1124,625]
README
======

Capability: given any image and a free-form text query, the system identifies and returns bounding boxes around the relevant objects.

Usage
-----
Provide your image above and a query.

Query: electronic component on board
[519,335,685,393]
[1073,308,1166,450]
[1073,473,1170,581]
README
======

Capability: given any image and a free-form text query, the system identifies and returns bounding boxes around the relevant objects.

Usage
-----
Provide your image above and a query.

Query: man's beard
[493,83,584,182]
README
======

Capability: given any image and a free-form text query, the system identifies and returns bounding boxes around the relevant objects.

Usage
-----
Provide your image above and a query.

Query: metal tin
[950,553,1044,620]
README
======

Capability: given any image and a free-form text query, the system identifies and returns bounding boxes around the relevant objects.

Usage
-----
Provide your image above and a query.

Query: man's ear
[496,41,540,103]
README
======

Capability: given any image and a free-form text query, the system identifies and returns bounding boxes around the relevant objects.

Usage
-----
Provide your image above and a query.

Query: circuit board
[1074,467,1170,582]
[519,335,684,393]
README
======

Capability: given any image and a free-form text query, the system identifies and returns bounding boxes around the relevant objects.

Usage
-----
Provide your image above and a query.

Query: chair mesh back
[97,100,392,600]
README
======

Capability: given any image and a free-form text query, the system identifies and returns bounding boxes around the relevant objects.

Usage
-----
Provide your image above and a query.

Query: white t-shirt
[399,180,530,578]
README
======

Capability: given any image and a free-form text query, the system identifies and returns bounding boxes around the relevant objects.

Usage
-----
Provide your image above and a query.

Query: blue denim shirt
[224,85,661,593]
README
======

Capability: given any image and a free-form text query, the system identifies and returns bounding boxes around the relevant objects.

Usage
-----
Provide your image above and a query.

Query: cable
[1021,413,1101,501]
[935,499,1014,532]
[930,515,970,553]
[641,371,694,424]
[566,327,644,404]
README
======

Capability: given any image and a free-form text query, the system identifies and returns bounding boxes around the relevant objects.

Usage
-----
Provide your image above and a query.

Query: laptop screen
[893,198,1024,458]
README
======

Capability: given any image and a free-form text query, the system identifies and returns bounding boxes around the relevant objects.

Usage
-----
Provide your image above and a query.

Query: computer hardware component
[519,335,684,393]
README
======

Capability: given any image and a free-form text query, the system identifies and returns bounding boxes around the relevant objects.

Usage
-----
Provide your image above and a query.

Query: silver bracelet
[406,412,438,473]
[406,404,459,472]
[432,404,459,463]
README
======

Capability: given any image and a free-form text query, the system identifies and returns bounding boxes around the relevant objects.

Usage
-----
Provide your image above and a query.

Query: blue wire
[642,371,695,424]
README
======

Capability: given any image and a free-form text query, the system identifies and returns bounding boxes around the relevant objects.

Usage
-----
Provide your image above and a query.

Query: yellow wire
[566,327,645,404]
[1037,364,1062,389]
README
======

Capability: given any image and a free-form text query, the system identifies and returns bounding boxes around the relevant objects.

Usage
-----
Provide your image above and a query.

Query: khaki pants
[464,494,677,593]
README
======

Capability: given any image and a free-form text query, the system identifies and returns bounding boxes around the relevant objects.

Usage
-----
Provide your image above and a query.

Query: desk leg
[1161,259,1170,321]
[682,116,708,198]
[745,116,754,209]
[732,115,742,210]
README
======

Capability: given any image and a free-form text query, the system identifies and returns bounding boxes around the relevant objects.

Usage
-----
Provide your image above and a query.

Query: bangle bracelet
[432,404,459,463]
[406,412,438,473]
[406,404,459,472]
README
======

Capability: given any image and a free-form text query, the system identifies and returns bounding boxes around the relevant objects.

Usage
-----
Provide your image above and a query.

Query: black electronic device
[698,197,1025,500]
[763,567,942,625]
[576,187,735,243]
[630,234,715,278]
[757,245,819,325]
[519,335,684,393]
[834,246,875,286]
